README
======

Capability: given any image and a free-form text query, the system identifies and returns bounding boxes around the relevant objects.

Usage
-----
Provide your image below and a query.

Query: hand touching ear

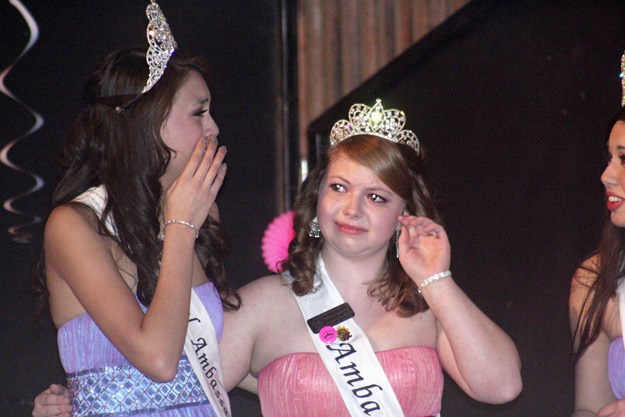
[396,215,451,286]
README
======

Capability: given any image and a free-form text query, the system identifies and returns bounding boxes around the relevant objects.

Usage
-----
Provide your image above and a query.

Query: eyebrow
[328,174,391,193]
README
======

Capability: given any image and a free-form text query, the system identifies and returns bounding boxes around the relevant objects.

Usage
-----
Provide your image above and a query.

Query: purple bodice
[58,282,223,416]
[609,336,625,399]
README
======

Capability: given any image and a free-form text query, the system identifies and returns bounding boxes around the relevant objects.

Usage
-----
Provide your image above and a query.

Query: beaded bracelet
[418,270,452,294]
[158,219,199,240]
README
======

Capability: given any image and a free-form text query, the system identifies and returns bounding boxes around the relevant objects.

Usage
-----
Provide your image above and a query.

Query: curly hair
[573,107,625,361]
[282,135,441,317]
[34,47,239,317]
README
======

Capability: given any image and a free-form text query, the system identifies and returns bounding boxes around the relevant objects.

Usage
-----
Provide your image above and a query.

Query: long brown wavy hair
[573,107,625,361]
[34,47,239,316]
[283,135,441,317]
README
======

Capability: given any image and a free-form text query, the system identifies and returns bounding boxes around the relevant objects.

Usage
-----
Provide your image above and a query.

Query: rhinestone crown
[329,99,419,152]
[142,0,177,93]
[621,53,625,106]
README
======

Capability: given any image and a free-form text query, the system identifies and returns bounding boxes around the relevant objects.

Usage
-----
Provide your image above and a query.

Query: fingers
[199,145,227,189]
[163,136,227,227]
[204,160,227,200]
[398,215,446,239]
[48,384,70,397]
[597,399,625,416]
[32,385,72,417]
[182,136,221,178]
[180,136,227,191]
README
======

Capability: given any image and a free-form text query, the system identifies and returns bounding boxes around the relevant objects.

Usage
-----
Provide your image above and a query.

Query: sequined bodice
[58,282,223,417]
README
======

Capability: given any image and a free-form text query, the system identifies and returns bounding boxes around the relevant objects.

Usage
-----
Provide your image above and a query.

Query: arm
[570,261,617,416]
[220,275,282,391]
[46,139,227,382]
[397,215,521,403]
[220,281,263,391]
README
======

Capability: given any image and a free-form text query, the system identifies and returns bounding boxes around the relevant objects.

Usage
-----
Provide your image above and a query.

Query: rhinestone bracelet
[159,219,199,240]
[418,270,452,294]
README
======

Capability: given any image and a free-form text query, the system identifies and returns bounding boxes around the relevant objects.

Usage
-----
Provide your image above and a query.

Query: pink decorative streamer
[0,0,44,243]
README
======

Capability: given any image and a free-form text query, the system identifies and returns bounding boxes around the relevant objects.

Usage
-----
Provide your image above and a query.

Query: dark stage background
[1,1,625,416]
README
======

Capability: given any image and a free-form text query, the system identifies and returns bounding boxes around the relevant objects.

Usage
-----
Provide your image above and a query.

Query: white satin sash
[184,289,232,417]
[73,186,231,416]
[288,256,405,417]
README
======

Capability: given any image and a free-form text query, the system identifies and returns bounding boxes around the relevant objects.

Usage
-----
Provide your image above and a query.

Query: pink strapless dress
[257,346,443,417]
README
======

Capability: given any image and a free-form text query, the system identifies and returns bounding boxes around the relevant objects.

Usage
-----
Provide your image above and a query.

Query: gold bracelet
[418,270,452,294]
[158,219,199,240]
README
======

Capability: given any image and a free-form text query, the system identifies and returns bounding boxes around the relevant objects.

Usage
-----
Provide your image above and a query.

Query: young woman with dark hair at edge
[570,104,625,417]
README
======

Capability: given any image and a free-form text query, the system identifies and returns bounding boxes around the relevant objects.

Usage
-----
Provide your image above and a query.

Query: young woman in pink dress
[218,100,522,416]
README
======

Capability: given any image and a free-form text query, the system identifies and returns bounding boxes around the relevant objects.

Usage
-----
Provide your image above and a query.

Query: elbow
[484,372,522,404]
[468,367,522,404]
[141,354,180,382]
[493,376,522,403]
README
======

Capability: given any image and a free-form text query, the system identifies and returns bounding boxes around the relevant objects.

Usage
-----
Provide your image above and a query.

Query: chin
[610,213,625,228]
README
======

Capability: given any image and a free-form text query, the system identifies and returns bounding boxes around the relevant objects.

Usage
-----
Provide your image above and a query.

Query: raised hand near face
[396,215,451,285]
[162,137,227,231]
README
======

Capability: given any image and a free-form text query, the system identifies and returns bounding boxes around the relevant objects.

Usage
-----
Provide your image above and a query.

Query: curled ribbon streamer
[0,0,45,243]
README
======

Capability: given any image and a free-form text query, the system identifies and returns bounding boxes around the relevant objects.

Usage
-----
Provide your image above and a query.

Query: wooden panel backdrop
[296,0,469,173]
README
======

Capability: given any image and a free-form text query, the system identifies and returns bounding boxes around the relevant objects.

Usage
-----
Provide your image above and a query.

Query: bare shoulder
[570,255,599,311]
[571,255,600,290]
[226,273,299,335]
[45,203,100,245]
[222,274,296,352]
[568,254,619,333]
[45,202,113,271]
[237,274,293,311]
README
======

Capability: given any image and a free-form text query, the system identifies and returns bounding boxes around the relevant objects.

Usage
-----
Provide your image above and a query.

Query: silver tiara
[142,0,177,93]
[621,53,625,106]
[329,99,419,152]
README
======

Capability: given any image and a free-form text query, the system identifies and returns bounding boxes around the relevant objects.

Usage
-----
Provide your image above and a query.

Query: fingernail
[212,136,218,145]
[221,162,227,170]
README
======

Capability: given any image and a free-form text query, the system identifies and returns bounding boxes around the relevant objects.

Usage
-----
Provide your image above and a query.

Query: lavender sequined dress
[58,186,223,416]
[58,282,223,417]
[609,336,625,399]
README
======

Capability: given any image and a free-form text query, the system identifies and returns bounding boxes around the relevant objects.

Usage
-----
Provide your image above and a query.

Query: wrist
[418,270,452,294]
[158,219,199,240]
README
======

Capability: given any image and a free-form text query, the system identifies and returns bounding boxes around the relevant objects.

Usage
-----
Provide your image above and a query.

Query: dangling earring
[309,217,321,238]
[394,229,400,258]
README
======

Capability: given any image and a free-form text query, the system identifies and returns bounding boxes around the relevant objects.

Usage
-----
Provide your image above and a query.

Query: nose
[601,160,617,189]
[204,115,219,139]
[342,194,363,218]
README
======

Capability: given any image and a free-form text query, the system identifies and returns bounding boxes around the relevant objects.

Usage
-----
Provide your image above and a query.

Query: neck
[319,247,387,296]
